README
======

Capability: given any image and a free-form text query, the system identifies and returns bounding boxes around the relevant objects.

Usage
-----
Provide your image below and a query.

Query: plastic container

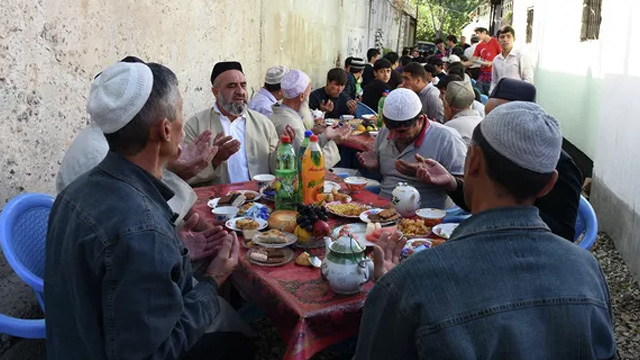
[275,135,299,210]
[377,90,389,128]
[298,130,312,193]
[301,135,325,205]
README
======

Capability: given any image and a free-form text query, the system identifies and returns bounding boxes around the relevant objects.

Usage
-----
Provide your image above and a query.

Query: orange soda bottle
[301,135,325,204]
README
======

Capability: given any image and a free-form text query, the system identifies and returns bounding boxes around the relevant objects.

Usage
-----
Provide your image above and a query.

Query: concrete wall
[512,0,640,279]
[0,0,412,355]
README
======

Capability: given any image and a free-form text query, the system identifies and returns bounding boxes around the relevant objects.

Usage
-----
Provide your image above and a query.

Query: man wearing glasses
[358,88,467,209]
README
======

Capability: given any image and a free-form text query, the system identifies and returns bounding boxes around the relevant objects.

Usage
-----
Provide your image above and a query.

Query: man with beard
[185,61,282,186]
[270,70,351,169]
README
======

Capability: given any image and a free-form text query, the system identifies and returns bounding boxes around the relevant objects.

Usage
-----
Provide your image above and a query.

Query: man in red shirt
[464,27,502,95]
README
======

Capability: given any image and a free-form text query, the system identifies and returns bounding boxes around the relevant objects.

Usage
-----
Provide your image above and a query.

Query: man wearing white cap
[185,61,282,186]
[442,80,482,145]
[249,65,289,118]
[270,70,351,169]
[356,102,616,359]
[357,88,467,209]
[45,62,254,359]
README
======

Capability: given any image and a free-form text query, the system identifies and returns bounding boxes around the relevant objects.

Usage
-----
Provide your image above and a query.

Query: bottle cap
[281,135,291,143]
[310,135,319,142]
[304,130,313,137]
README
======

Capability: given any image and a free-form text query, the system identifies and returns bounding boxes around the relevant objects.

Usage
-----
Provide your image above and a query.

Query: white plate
[324,181,341,194]
[227,190,262,202]
[432,223,459,239]
[251,231,297,248]
[225,217,268,232]
[325,202,371,219]
[259,187,276,202]
[247,247,295,267]
[369,131,379,137]
[332,223,376,247]
[207,198,220,208]
[324,118,337,126]
[359,208,401,226]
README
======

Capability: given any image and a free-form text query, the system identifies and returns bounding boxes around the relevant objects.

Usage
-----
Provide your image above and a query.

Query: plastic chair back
[575,195,598,250]
[355,102,377,118]
[0,193,54,309]
[0,193,53,338]
[480,94,489,105]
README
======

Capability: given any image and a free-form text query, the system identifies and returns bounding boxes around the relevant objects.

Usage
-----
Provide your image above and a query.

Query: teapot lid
[330,235,366,254]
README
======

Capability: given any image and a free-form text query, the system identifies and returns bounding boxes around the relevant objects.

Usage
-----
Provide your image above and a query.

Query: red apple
[313,220,331,237]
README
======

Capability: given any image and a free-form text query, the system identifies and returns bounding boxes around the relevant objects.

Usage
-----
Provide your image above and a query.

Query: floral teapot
[321,234,373,295]
[392,182,421,217]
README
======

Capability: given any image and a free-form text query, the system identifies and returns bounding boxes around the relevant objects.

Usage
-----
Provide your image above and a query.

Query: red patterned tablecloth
[340,133,376,152]
[192,173,390,360]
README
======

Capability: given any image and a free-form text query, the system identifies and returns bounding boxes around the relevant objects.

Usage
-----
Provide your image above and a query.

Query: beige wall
[0,0,377,204]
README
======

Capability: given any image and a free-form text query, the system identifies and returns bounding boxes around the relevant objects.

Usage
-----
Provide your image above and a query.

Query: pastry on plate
[256,229,288,244]
[237,218,259,230]
[368,208,401,223]
[250,248,287,263]
[218,193,240,206]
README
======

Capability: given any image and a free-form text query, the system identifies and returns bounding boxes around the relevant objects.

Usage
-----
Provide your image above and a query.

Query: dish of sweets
[247,247,294,267]
[397,218,432,238]
[227,190,261,202]
[359,208,401,225]
[325,202,372,218]
[250,229,297,248]
[225,217,268,232]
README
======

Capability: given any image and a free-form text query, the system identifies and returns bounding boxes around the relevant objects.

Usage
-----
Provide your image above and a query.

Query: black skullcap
[210,61,243,85]
[120,55,145,63]
[489,78,537,102]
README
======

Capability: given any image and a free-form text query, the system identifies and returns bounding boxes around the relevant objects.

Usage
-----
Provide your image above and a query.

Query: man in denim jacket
[45,62,244,359]
[355,102,616,359]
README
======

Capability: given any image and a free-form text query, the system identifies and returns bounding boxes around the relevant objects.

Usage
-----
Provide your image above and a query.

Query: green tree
[409,0,483,42]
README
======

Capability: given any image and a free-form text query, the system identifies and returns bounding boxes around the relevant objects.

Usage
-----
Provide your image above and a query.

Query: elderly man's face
[213,70,248,116]
[326,80,345,98]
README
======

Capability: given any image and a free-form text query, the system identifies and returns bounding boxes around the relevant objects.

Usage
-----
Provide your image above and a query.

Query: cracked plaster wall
[0,0,372,205]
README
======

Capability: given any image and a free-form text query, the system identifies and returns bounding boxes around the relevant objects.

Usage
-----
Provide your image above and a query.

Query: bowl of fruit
[294,204,332,249]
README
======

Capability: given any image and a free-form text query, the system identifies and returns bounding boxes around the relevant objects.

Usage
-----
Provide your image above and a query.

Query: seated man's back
[356,207,616,359]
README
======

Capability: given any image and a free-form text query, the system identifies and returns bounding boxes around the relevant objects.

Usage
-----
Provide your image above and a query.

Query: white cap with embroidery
[382,88,422,121]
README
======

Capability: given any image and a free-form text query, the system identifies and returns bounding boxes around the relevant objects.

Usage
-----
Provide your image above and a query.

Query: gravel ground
[250,232,640,360]
[592,233,640,360]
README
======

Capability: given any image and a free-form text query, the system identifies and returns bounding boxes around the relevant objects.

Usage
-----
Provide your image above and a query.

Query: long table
[192,173,390,360]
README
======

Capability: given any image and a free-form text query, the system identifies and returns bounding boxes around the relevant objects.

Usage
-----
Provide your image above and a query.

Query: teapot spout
[324,236,332,252]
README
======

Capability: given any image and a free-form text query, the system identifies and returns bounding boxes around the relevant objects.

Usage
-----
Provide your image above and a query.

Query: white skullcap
[480,101,562,173]
[87,62,153,134]
[281,70,310,99]
[448,55,461,63]
[265,65,289,85]
[382,88,422,121]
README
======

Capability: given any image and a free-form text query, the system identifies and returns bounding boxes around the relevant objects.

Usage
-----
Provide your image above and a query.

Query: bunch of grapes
[296,204,329,233]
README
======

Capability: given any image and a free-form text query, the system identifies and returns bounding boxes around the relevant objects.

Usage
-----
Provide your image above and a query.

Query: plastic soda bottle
[275,135,299,210]
[301,135,325,205]
[377,90,390,128]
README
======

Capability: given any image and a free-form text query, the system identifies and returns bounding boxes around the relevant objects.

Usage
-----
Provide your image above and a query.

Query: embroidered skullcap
[281,70,311,99]
[87,62,153,134]
[480,101,561,173]
[265,65,289,85]
[210,61,243,85]
[383,88,422,121]
[447,54,461,63]
[445,81,475,109]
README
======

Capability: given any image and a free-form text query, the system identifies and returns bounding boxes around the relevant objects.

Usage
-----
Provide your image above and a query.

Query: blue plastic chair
[0,193,54,338]
[443,206,471,223]
[480,94,489,105]
[471,78,477,88]
[355,102,377,118]
[575,195,598,250]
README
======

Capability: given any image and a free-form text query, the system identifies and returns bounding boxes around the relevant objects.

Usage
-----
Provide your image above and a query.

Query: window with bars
[526,7,534,43]
[581,0,602,41]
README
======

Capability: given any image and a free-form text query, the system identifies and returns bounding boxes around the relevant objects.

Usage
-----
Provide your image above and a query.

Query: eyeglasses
[384,116,418,129]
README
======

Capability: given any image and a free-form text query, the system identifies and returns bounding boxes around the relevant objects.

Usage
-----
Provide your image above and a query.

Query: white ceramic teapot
[392,182,421,217]
[321,235,373,295]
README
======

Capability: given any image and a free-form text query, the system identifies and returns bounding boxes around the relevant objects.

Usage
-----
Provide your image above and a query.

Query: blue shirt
[355,206,616,359]
[45,151,219,360]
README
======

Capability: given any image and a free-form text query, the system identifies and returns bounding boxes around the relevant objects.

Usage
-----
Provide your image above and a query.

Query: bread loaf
[267,210,298,233]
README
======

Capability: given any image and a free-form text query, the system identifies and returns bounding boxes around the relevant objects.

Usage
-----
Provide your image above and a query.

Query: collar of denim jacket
[97,151,176,212]
[448,206,551,241]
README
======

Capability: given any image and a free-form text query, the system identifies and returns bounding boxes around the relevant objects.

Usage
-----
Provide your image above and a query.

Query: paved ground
[1,232,639,359]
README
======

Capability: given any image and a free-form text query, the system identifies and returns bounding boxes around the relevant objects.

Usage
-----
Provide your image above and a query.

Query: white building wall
[512,0,640,279]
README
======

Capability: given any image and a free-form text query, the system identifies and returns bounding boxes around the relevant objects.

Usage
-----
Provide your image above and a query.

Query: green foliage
[408,0,483,42]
